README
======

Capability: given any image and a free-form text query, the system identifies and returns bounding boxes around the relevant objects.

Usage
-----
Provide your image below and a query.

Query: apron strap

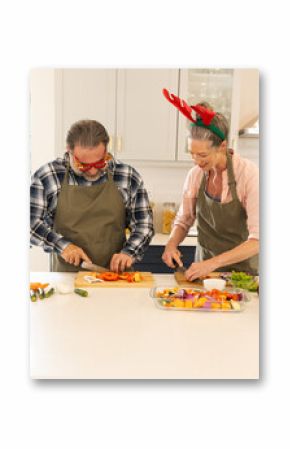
[226,150,238,200]
[63,154,71,185]
[107,170,114,183]
[198,171,207,198]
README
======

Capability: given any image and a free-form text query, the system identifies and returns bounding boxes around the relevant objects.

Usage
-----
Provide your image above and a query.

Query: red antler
[191,104,216,125]
[162,88,194,123]
[163,88,217,126]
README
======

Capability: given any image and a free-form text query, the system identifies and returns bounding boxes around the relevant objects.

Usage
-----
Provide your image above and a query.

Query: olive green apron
[196,150,259,275]
[52,163,126,272]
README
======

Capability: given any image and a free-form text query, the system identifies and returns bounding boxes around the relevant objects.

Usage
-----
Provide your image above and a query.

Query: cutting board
[174,271,226,287]
[74,272,154,288]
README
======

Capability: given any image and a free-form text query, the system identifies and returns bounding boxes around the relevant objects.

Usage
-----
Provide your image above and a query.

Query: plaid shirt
[30,153,154,261]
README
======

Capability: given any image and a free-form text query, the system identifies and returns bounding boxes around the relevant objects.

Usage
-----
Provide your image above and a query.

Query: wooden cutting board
[74,272,154,288]
[174,271,226,287]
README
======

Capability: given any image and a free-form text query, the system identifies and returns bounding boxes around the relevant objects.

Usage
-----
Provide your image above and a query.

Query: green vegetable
[37,288,45,300]
[230,272,259,292]
[44,288,55,298]
[30,289,37,302]
[74,288,88,297]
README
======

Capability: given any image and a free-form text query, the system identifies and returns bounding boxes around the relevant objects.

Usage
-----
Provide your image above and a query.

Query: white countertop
[150,233,198,246]
[30,272,259,379]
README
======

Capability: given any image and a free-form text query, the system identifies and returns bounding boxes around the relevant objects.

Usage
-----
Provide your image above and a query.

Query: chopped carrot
[30,282,49,290]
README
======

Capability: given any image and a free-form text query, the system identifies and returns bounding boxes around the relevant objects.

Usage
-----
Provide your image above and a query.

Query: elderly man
[30,120,154,272]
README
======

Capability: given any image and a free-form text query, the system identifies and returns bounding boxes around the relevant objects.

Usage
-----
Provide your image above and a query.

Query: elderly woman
[162,89,259,281]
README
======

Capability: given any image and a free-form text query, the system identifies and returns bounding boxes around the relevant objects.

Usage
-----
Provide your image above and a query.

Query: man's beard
[68,153,102,181]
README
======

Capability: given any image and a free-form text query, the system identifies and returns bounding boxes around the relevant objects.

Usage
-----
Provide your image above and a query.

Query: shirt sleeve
[30,169,71,254]
[173,167,202,234]
[121,171,154,262]
[243,163,259,240]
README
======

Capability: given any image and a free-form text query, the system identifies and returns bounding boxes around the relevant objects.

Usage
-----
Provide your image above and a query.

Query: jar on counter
[162,202,176,234]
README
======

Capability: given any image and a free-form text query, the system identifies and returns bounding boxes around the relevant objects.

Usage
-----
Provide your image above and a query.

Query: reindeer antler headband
[162,88,225,141]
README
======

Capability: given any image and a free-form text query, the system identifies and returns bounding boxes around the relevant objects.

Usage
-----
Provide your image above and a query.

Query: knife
[174,262,186,273]
[81,261,109,273]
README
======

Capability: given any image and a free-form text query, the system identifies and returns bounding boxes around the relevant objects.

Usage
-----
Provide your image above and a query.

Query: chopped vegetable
[44,288,55,298]
[185,299,193,308]
[37,288,45,300]
[74,288,88,297]
[155,287,245,311]
[30,283,55,301]
[133,272,142,282]
[94,271,143,283]
[230,300,241,311]
[99,272,119,281]
[30,289,37,302]
[30,282,49,290]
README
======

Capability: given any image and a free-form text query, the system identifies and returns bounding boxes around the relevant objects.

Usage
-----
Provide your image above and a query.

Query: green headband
[191,118,225,141]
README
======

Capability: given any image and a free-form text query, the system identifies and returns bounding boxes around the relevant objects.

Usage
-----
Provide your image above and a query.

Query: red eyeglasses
[73,155,107,172]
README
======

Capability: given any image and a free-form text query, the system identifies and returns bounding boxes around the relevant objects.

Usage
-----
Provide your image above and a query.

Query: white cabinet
[116,69,178,161]
[56,68,179,161]
[55,69,117,157]
[55,68,257,163]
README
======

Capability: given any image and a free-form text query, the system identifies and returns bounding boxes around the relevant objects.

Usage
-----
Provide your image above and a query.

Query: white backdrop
[1,1,288,449]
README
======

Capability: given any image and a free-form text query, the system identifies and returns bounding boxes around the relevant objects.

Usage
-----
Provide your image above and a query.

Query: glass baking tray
[150,286,248,312]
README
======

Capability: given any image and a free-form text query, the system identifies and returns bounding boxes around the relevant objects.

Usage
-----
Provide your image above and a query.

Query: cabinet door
[55,69,117,157]
[177,69,234,161]
[115,69,179,161]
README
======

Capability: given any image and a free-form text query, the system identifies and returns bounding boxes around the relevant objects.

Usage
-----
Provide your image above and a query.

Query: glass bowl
[150,286,247,312]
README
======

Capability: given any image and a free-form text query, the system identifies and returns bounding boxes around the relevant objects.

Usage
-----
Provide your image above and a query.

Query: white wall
[30,69,56,271]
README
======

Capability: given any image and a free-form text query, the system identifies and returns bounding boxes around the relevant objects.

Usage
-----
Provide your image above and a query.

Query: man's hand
[110,253,134,273]
[162,244,183,269]
[61,244,92,267]
[185,259,218,281]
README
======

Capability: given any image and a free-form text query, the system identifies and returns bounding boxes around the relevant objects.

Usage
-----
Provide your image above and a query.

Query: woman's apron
[195,151,259,275]
[52,164,126,272]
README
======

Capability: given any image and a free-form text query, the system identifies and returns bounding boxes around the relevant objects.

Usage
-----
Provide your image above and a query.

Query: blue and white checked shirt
[30,153,154,261]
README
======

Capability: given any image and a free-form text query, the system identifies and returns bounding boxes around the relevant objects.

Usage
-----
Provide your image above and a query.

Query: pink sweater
[174,153,259,240]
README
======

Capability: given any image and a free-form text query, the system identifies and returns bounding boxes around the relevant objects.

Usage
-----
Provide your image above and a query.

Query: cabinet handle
[108,135,114,153]
[116,136,122,153]
[185,138,191,153]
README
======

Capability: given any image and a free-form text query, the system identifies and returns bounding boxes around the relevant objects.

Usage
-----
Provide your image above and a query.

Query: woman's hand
[185,259,218,281]
[61,243,92,266]
[162,244,183,269]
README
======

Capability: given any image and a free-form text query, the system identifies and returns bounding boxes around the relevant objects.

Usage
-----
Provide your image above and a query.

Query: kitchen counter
[30,272,259,379]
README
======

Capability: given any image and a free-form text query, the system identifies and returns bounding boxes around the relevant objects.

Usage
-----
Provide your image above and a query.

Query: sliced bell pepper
[100,272,119,282]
